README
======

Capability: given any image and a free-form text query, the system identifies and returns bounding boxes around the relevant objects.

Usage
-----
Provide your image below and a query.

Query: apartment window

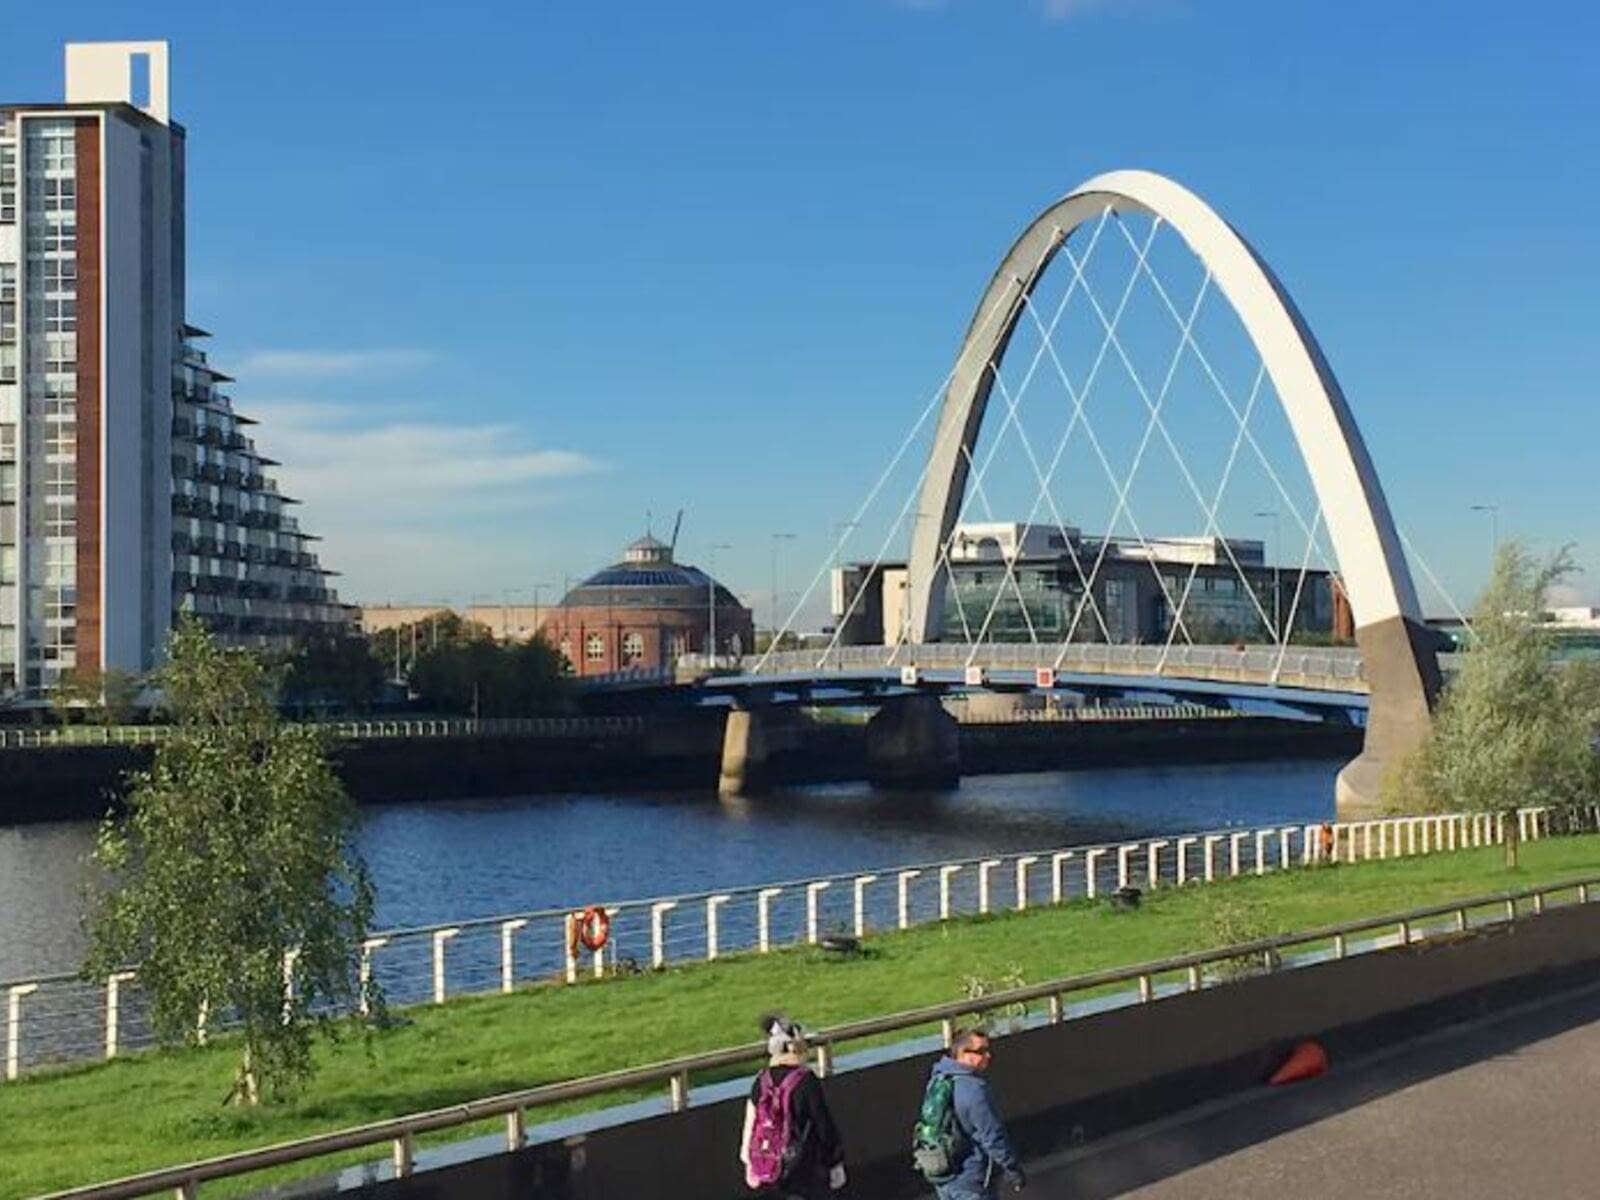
[0,144,15,223]
[0,547,14,585]
[0,463,14,503]
[26,176,75,213]
[584,633,605,662]
[0,345,13,385]
[621,631,644,664]
[0,425,14,462]
[43,298,75,334]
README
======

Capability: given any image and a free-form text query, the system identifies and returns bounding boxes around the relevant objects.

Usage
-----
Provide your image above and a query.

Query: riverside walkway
[1026,981,1600,1198]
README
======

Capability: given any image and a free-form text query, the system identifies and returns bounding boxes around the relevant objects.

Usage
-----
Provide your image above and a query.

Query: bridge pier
[865,694,961,790]
[1338,615,1442,818]
[718,708,769,797]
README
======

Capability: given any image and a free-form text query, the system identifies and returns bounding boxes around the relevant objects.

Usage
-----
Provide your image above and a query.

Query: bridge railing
[0,716,645,751]
[35,863,1600,1200]
[2,804,1572,1081]
[735,642,1367,692]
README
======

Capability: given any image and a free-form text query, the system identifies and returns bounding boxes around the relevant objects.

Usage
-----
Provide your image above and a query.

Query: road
[1023,982,1600,1198]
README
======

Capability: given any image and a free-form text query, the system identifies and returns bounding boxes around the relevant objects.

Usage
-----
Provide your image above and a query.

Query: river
[0,759,1339,981]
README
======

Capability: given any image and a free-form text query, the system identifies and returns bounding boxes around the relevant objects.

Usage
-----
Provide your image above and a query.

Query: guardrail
[0,716,645,751]
[2,804,1569,1081]
[36,868,1600,1200]
[951,701,1235,725]
[740,642,1371,693]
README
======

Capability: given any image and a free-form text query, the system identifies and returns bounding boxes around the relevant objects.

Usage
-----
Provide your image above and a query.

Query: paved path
[1023,983,1600,1198]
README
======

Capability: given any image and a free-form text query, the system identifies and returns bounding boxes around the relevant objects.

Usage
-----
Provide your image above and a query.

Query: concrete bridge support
[866,694,961,790]
[718,709,769,797]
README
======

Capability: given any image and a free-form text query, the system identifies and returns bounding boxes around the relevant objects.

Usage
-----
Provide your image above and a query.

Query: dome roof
[558,535,743,611]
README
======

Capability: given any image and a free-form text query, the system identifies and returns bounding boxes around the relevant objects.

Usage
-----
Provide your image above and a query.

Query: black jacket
[747,1064,845,1183]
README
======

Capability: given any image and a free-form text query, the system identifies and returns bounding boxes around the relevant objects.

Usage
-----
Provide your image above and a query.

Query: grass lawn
[7,837,1600,1198]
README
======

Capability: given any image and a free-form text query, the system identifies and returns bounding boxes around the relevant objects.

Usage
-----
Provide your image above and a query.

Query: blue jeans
[934,1176,994,1200]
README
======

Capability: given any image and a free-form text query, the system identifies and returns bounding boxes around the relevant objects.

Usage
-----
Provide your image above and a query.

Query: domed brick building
[540,535,754,676]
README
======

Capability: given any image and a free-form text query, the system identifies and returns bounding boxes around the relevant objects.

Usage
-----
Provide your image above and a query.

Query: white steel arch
[905,170,1439,813]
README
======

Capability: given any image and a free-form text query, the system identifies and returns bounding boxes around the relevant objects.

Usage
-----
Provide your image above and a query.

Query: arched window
[584,633,605,662]
[621,631,644,664]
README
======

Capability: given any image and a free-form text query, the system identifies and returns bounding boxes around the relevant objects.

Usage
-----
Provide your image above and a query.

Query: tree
[408,633,570,717]
[281,634,386,714]
[368,610,487,680]
[84,621,377,1104]
[51,667,144,725]
[1387,542,1600,866]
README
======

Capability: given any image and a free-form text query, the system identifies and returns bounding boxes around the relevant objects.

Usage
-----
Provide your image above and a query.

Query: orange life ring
[571,906,611,955]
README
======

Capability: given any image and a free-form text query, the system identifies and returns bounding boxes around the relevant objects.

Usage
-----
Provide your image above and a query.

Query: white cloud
[240,400,607,599]
[234,348,437,378]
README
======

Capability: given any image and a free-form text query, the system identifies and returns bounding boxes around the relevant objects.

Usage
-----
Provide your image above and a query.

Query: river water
[0,760,1338,981]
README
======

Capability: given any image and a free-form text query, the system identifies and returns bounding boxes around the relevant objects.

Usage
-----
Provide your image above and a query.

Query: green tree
[368,610,487,680]
[51,667,143,725]
[281,634,385,714]
[84,621,377,1104]
[1388,541,1600,866]
[408,634,570,717]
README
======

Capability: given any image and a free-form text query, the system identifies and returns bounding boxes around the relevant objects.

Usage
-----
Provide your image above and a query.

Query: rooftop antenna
[646,509,653,538]
[669,509,684,557]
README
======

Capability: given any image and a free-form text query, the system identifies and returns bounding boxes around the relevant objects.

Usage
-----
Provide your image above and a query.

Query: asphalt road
[1020,982,1600,1198]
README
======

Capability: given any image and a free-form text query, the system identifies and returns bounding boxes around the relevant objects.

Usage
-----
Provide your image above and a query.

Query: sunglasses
[963,1044,994,1058]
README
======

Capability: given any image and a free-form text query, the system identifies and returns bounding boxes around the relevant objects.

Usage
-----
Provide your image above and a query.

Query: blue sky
[11,1,1600,622]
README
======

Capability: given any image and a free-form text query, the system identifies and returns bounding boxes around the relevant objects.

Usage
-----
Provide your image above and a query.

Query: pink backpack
[747,1067,809,1187]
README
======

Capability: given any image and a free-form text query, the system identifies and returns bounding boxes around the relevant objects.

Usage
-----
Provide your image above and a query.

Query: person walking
[740,1015,847,1198]
[916,1028,1025,1198]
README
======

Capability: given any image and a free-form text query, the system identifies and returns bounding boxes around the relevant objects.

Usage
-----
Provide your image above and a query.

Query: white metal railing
[0,716,645,751]
[951,702,1234,725]
[35,867,1600,1200]
[3,803,1577,1081]
[735,642,1371,694]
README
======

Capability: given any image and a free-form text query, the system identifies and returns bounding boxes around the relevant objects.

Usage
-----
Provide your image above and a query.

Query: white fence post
[1176,837,1196,886]
[853,876,878,937]
[758,888,783,952]
[432,928,460,1004]
[977,860,1001,913]
[359,937,388,1016]
[1146,842,1167,889]
[592,908,616,979]
[651,901,679,968]
[896,872,921,929]
[1229,832,1248,876]
[1116,844,1137,890]
[806,882,831,943]
[706,895,732,959]
[7,984,37,1080]
[1204,835,1223,882]
[1279,827,1295,870]
[1014,856,1039,910]
[500,919,528,993]
[1050,852,1073,904]
[1085,848,1106,899]
[104,970,137,1060]
[1253,830,1270,875]
[938,866,961,920]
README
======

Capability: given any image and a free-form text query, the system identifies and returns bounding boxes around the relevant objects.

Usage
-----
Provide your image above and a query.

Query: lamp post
[1470,504,1499,574]
[769,533,796,649]
[708,543,731,663]
[530,581,551,640]
[1253,510,1281,642]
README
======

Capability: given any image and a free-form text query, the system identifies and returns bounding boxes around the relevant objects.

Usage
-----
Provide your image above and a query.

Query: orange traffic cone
[1268,1040,1329,1086]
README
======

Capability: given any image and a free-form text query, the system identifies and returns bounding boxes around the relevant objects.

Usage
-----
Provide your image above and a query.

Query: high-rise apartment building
[0,42,347,699]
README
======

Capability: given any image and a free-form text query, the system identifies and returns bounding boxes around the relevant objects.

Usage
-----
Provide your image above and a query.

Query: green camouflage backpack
[911,1073,961,1181]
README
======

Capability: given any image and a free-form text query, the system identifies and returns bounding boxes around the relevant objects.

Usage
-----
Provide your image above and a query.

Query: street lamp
[708,542,732,663]
[769,533,796,647]
[1470,504,1499,573]
[529,580,552,639]
[1253,510,1281,642]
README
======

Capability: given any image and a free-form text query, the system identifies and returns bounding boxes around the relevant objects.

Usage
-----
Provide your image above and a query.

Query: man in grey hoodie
[928,1028,1026,1197]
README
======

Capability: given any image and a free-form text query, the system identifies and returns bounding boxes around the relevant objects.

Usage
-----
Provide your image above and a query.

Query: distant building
[832,521,1351,646]
[1,43,347,698]
[539,534,753,675]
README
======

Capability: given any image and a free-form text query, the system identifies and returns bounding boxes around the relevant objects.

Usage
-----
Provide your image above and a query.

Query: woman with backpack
[739,1014,847,1197]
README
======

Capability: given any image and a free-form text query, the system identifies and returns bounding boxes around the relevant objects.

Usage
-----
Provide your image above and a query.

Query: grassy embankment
[7,836,1600,1199]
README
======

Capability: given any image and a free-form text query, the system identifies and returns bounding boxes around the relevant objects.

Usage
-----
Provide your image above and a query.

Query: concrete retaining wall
[347,900,1600,1200]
